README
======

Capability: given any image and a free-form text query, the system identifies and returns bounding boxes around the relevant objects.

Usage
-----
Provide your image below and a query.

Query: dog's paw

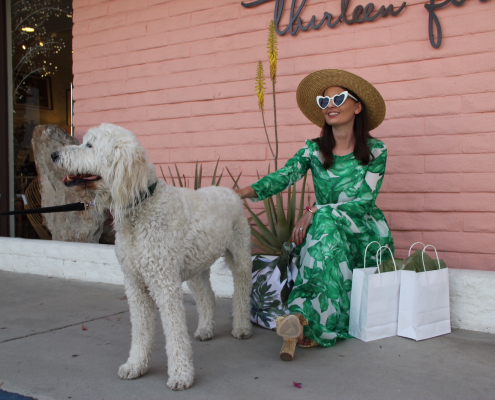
[194,328,213,341]
[167,374,194,391]
[232,326,252,340]
[118,362,148,380]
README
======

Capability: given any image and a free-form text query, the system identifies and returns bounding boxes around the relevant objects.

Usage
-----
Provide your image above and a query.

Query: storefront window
[10,0,72,239]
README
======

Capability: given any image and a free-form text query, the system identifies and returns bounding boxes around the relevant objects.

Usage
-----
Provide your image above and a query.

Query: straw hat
[296,69,386,131]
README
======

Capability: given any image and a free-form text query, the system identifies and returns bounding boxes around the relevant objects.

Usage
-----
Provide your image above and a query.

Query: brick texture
[72,0,495,271]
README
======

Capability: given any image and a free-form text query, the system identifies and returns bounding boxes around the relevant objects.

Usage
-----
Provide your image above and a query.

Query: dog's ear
[107,141,150,222]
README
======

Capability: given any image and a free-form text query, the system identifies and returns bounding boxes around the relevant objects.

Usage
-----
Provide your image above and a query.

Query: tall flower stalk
[256,61,275,160]
[267,20,279,170]
[237,20,307,255]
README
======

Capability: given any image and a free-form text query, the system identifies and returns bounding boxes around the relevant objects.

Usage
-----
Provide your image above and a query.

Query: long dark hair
[312,89,375,169]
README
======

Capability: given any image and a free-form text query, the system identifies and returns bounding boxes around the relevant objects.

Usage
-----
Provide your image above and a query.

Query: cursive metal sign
[242,0,490,48]
[425,0,489,48]
[241,0,406,35]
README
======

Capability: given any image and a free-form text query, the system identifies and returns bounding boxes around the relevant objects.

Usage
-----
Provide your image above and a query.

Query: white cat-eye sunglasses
[316,91,359,109]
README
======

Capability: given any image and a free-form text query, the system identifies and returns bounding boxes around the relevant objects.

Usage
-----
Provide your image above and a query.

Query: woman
[235,69,394,352]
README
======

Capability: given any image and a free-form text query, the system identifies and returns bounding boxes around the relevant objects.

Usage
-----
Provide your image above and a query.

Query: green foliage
[372,250,446,274]
[374,257,403,274]
[403,250,446,272]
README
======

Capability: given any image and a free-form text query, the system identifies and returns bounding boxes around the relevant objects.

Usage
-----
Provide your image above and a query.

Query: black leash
[1,181,158,217]
[0,201,93,217]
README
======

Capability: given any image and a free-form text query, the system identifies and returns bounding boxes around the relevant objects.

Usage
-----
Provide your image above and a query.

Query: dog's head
[52,123,156,222]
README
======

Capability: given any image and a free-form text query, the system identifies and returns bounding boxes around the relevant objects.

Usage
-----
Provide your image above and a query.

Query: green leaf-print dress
[251,138,394,347]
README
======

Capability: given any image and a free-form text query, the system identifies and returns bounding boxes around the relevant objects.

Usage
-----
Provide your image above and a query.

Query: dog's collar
[133,181,158,207]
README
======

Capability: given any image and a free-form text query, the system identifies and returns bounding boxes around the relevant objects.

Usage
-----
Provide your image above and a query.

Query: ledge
[0,237,494,333]
[0,237,233,298]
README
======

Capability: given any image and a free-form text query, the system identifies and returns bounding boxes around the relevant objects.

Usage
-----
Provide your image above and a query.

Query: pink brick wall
[72,0,495,271]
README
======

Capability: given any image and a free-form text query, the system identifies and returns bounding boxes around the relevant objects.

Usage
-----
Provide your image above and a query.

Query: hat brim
[296,69,386,131]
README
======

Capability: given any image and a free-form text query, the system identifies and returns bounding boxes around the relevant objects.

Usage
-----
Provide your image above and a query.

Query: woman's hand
[234,186,257,199]
[292,207,316,246]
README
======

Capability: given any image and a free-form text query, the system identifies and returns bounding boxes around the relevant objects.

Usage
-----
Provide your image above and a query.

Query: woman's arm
[250,143,312,202]
[234,142,312,202]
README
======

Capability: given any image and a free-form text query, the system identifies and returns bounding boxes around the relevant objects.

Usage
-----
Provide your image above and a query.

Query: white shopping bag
[397,243,451,341]
[349,242,401,342]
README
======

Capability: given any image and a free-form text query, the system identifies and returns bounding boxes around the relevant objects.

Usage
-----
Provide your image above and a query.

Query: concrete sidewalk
[0,271,494,400]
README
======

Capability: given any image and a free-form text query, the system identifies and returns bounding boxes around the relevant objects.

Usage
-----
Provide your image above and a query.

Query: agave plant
[160,158,223,190]
[228,167,308,255]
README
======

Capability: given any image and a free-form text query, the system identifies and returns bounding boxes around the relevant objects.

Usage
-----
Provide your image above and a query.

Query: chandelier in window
[12,0,72,102]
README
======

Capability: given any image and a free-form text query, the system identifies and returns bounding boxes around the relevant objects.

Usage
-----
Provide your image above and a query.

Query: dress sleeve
[315,141,387,217]
[250,142,312,202]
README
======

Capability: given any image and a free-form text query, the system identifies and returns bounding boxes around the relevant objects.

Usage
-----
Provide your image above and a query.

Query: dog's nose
[51,151,59,162]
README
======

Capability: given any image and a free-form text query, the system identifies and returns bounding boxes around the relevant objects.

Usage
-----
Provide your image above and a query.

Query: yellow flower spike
[255,61,266,111]
[255,60,274,160]
[267,20,278,84]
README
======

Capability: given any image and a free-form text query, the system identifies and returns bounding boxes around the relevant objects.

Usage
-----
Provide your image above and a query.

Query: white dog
[51,123,253,390]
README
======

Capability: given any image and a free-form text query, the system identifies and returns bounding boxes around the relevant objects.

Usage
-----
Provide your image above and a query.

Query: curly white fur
[53,123,253,390]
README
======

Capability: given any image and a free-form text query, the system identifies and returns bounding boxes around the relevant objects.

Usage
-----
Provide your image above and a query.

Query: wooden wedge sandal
[297,338,320,348]
[275,314,308,361]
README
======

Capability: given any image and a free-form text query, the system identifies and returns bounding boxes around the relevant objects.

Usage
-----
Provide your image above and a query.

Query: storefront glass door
[10,0,73,239]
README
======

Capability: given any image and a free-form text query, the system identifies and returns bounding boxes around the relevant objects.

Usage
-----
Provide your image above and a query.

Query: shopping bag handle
[375,245,397,274]
[364,241,382,269]
[421,244,442,272]
[408,241,426,257]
